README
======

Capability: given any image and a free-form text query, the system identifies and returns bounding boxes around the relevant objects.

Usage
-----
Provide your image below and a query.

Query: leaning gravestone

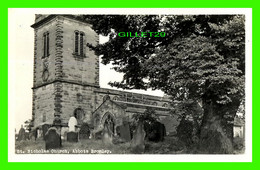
[67,131,78,142]
[68,117,78,132]
[119,121,131,142]
[42,124,51,140]
[17,126,26,141]
[102,123,113,145]
[79,123,90,139]
[45,127,62,150]
[130,121,146,154]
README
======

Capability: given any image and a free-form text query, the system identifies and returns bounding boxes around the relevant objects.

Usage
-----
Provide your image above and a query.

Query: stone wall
[60,82,97,125]
[94,87,170,110]
[33,84,55,127]
[61,16,99,86]
[33,17,57,87]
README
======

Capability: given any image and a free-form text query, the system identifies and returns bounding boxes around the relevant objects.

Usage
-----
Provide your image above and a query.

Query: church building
[31,15,176,135]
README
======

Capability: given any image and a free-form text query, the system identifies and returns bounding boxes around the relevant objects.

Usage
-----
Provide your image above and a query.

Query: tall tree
[84,15,245,153]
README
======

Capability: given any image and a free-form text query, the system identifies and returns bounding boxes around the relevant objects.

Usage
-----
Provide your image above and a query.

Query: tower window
[43,32,49,57]
[75,32,79,54]
[74,31,85,57]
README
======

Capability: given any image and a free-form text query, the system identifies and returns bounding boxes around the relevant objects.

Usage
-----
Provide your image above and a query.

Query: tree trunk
[198,96,241,154]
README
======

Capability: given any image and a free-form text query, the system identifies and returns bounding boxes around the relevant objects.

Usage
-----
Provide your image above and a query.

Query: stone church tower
[31,15,100,127]
[31,15,175,134]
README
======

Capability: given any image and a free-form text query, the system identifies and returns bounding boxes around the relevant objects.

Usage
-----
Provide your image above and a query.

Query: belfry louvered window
[43,32,49,57]
[74,31,85,57]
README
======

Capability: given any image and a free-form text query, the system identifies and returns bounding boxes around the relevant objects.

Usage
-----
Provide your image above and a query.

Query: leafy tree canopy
[85,15,245,105]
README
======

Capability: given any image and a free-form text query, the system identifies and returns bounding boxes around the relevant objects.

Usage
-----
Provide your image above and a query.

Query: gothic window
[74,31,85,57]
[80,33,84,56]
[75,31,79,54]
[43,32,49,57]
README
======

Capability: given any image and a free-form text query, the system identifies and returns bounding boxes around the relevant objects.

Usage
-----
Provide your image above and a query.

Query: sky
[8,9,164,131]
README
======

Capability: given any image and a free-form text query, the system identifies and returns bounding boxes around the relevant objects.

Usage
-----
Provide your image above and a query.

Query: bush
[233,137,244,150]
[176,117,199,150]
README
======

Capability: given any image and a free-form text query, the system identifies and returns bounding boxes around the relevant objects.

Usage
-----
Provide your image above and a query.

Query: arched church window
[74,31,79,54]
[43,32,49,57]
[74,31,85,57]
[80,32,84,56]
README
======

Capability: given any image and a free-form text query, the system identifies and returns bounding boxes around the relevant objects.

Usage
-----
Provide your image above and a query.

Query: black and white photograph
[8,8,252,162]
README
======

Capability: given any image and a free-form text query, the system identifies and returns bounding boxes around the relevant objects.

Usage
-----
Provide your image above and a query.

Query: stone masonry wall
[60,82,97,125]
[33,17,57,87]
[61,17,99,86]
[33,84,55,127]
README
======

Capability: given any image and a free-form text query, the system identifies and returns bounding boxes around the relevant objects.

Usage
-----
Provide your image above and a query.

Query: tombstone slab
[119,122,131,142]
[68,117,78,132]
[17,127,26,141]
[45,127,62,150]
[67,131,79,142]
[42,124,51,140]
[79,123,90,139]
[102,124,113,145]
[130,121,146,154]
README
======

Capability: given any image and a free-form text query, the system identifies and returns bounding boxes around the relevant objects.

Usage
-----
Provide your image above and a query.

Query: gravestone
[17,126,26,141]
[45,127,62,150]
[119,121,131,142]
[102,123,113,145]
[67,131,78,142]
[25,132,30,140]
[68,117,78,132]
[79,123,90,139]
[64,131,68,141]
[33,128,38,140]
[42,124,51,140]
[130,121,146,154]
[93,129,102,139]
[61,127,69,140]
[92,125,104,139]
